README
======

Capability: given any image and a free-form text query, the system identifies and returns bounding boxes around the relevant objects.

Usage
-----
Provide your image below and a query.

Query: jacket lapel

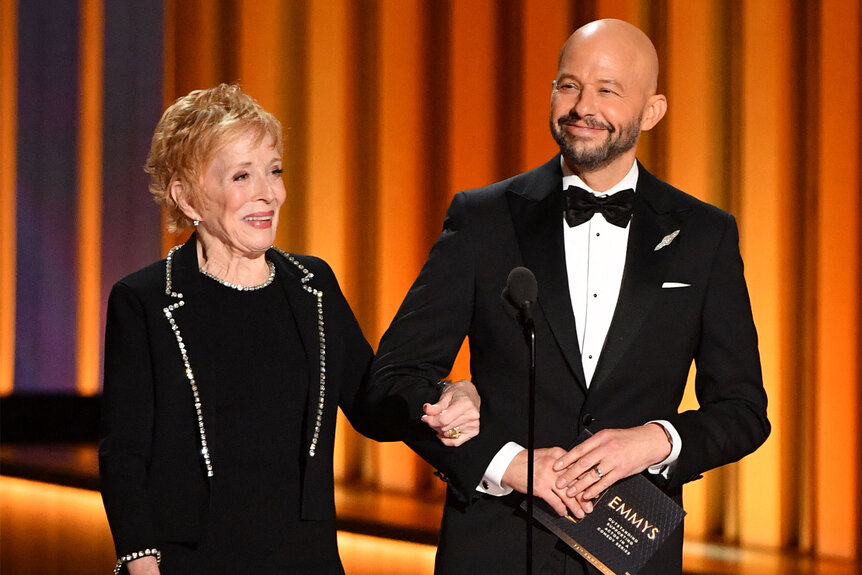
[507,157,588,391]
[269,248,327,459]
[162,235,219,477]
[589,164,688,391]
[163,238,327,475]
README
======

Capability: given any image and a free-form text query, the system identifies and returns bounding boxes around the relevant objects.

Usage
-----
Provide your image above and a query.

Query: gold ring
[445,426,462,439]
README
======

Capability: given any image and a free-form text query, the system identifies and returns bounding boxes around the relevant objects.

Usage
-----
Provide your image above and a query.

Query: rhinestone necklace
[199,260,276,291]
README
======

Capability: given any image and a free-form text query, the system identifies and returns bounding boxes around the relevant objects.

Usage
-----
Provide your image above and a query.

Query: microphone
[502,266,539,575]
[502,266,538,326]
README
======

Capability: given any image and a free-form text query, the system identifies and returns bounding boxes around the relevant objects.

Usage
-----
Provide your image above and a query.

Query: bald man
[368,19,769,575]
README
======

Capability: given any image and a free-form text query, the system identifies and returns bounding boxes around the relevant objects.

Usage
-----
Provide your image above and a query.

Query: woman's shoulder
[111,258,168,295]
[111,239,198,296]
[269,249,335,281]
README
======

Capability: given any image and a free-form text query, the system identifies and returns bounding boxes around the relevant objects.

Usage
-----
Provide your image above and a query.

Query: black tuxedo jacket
[99,235,385,561]
[369,157,770,574]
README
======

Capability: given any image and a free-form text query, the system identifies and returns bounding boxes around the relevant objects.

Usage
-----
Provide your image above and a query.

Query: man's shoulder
[638,166,733,223]
[457,156,562,204]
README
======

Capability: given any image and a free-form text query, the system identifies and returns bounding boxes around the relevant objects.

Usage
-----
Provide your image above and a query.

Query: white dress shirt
[477,159,681,496]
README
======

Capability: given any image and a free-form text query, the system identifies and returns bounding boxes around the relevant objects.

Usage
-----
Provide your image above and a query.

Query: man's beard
[550,112,641,172]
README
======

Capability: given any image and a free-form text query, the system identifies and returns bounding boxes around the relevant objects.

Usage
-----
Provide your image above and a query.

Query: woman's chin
[233,232,277,256]
[205,239,274,260]
[244,242,274,258]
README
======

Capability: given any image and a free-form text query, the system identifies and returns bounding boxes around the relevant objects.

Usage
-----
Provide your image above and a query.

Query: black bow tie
[564,186,635,228]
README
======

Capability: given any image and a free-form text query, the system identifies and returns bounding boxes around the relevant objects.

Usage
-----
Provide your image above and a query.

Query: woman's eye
[271,167,283,176]
[233,172,249,182]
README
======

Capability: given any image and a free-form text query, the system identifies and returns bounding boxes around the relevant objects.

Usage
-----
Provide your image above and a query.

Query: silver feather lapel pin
[654,229,680,251]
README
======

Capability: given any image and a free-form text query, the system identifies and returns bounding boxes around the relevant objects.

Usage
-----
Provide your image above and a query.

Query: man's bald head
[550,19,666,185]
[558,19,660,95]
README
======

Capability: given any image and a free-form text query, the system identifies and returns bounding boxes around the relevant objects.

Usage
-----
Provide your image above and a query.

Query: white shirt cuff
[646,420,681,478]
[476,441,524,496]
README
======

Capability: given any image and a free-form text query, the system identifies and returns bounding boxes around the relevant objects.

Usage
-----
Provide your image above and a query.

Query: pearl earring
[193,220,199,227]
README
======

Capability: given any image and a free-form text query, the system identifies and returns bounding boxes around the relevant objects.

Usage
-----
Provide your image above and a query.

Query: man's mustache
[557,114,615,133]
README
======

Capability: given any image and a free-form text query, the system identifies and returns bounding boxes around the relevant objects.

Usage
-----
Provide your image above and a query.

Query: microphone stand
[522,308,536,575]
[503,267,539,575]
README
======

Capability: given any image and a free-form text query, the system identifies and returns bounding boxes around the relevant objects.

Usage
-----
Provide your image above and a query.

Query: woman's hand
[421,379,481,446]
[126,556,161,575]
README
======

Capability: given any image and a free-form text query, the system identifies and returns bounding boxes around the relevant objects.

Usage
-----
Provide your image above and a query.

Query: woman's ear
[170,180,203,222]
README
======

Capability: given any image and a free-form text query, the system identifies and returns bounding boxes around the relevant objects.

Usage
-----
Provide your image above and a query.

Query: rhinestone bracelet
[437,379,452,396]
[113,548,161,574]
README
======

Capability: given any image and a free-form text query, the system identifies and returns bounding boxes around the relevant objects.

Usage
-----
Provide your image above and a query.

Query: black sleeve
[666,214,771,490]
[311,260,387,441]
[98,281,158,557]
[366,193,505,502]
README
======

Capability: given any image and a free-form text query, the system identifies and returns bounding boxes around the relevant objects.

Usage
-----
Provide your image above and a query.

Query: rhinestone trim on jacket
[163,246,213,477]
[276,248,327,458]
[162,245,328,477]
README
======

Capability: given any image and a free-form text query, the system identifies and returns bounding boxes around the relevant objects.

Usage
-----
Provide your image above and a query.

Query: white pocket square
[654,230,680,251]
[662,282,691,288]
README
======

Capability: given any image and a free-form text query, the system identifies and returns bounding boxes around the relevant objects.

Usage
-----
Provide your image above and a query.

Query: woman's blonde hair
[145,83,283,232]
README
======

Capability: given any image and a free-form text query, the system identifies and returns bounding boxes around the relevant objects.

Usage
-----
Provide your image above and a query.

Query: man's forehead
[558,32,656,92]
[559,47,638,77]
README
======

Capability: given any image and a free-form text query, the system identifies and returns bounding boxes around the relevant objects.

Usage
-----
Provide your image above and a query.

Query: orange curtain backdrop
[371,0,437,492]
[449,0,499,193]
[520,0,574,171]
[737,0,793,551]
[664,0,729,541]
[814,0,860,558]
[0,0,17,396]
[75,0,104,397]
[2,0,860,561]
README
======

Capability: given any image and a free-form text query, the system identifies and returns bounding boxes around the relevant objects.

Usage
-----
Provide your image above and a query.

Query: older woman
[99,84,479,575]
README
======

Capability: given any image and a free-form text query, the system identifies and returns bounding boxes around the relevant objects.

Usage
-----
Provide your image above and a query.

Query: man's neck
[564,152,638,192]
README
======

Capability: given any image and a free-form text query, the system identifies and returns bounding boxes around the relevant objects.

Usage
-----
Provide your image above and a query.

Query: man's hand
[553,424,672,500]
[501,447,593,518]
[421,379,480,446]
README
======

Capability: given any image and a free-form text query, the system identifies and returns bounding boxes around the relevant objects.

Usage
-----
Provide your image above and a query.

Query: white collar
[560,157,639,197]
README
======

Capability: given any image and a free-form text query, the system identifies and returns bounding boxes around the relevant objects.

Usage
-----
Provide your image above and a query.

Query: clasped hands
[420,379,481,446]
[417,384,672,518]
[501,424,672,518]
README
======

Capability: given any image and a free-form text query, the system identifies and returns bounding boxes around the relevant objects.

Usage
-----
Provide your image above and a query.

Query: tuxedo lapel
[507,157,587,391]
[589,166,688,391]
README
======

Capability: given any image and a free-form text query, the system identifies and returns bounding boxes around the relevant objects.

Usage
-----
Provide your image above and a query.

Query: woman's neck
[196,238,270,287]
